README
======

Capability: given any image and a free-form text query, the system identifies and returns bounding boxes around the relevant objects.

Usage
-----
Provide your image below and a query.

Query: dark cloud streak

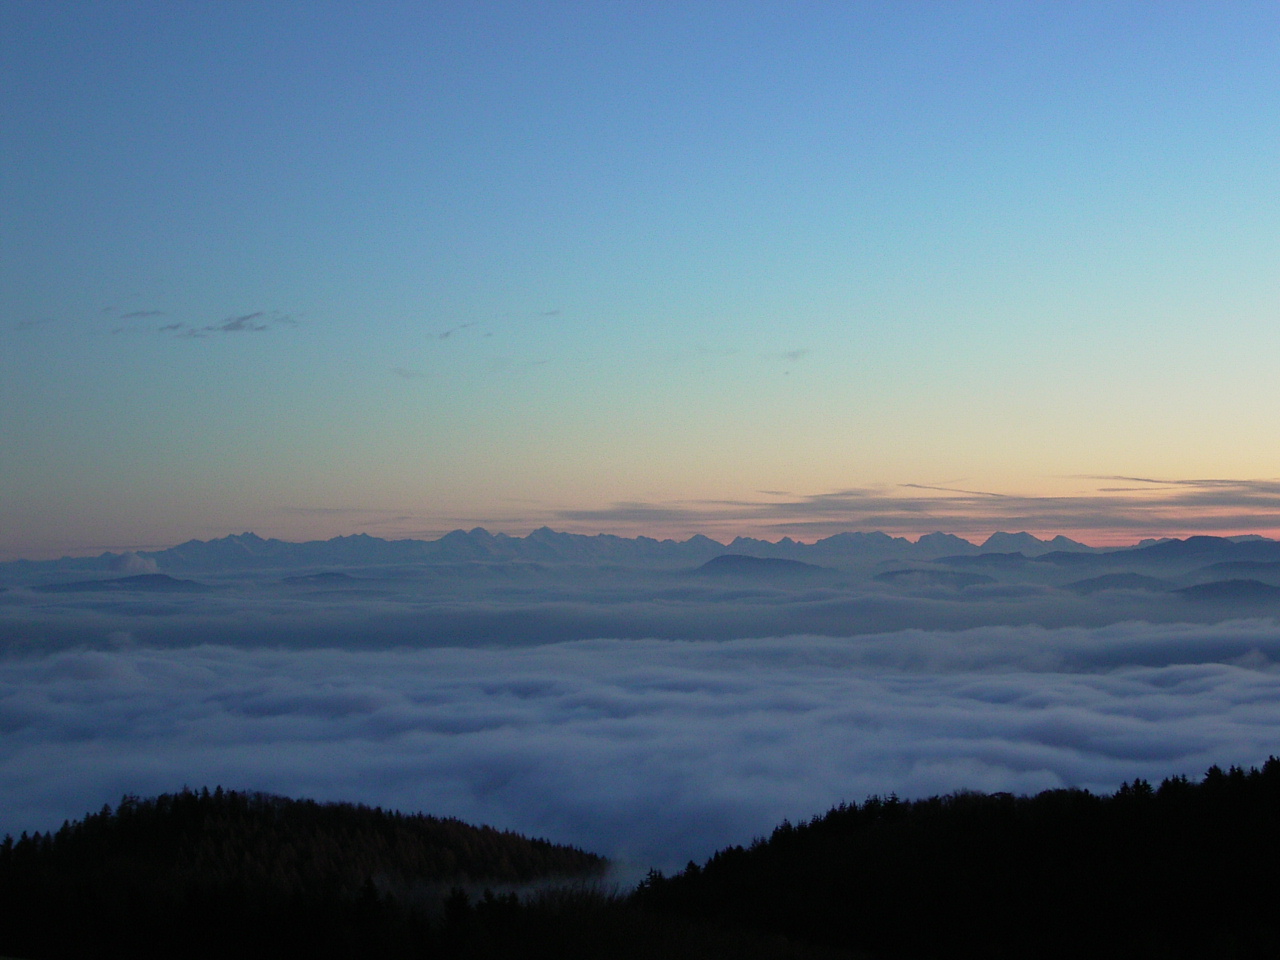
[555,479,1280,540]
[438,321,478,340]
[158,311,298,338]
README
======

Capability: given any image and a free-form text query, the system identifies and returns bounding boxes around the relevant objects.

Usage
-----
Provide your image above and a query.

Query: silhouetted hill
[871,568,994,589]
[1132,535,1280,565]
[1175,579,1280,604]
[0,789,844,960]
[1197,560,1280,581]
[9,765,1280,960]
[1030,536,1280,574]
[0,788,604,960]
[1065,572,1173,594]
[934,551,1029,568]
[696,555,827,579]
[32,573,210,593]
[280,571,363,585]
[637,760,1280,960]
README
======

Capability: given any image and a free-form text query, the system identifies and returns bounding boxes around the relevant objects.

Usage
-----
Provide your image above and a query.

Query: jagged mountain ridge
[2,527,1107,580]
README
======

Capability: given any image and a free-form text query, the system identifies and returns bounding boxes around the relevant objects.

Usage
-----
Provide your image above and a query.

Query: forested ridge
[638,759,1280,959]
[4,765,1280,958]
[0,788,604,959]
[3,787,602,887]
[0,788,831,959]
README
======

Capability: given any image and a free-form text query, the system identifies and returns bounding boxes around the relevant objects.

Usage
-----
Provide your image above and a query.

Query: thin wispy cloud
[437,321,479,340]
[16,308,301,340]
[435,309,564,344]
[553,478,1280,541]
[215,312,268,332]
[167,311,299,339]
[91,309,300,339]
[276,506,420,529]
[558,501,720,525]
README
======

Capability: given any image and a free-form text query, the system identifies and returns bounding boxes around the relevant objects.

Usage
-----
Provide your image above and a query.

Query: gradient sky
[4,1,1280,559]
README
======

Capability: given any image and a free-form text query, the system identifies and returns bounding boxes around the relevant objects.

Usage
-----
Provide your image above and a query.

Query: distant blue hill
[872,568,995,588]
[1064,573,1173,595]
[1196,560,1280,580]
[695,554,826,578]
[280,571,363,585]
[1032,536,1280,572]
[32,573,210,594]
[1126,536,1280,566]
[1175,579,1280,604]
[934,552,1031,568]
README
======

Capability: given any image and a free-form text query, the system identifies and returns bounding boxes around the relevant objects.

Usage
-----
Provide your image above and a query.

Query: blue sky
[4,1,1280,559]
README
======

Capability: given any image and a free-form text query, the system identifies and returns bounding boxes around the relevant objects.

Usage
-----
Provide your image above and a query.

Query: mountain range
[0,527,1097,579]
[4,529,1279,585]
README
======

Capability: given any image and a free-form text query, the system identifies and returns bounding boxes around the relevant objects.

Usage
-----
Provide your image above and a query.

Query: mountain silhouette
[1065,573,1173,594]
[34,573,210,593]
[3,530,1270,583]
[1175,579,1280,603]
[696,555,826,578]
[872,568,995,588]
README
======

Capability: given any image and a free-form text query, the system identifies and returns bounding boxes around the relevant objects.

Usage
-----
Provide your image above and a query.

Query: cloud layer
[4,623,1280,872]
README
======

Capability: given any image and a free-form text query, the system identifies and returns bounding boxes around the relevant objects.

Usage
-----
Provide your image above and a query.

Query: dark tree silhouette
[636,759,1280,959]
[0,787,602,959]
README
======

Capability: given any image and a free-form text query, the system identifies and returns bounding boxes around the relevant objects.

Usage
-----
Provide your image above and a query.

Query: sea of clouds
[4,621,1280,872]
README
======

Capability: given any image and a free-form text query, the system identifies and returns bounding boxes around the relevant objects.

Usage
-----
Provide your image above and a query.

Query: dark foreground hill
[0,789,833,960]
[637,759,1280,960]
[6,765,1280,959]
[0,788,600,960]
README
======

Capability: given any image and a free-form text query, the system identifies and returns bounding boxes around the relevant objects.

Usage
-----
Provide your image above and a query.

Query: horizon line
[7,525,1277,566]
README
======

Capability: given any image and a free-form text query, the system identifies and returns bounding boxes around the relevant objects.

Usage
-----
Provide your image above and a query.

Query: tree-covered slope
[0,788,834,960]
[8,766,1280,959]
[0,787,603,960]
[636,760,1280,959]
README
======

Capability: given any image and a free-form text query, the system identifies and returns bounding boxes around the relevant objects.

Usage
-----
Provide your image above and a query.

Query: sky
[4,1,1280,559]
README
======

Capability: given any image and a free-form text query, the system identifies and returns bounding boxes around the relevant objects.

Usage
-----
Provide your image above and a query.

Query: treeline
[0,787,829,959]
[0,787,601,959]
[5,765,1280,958]
[638,759,1280,959]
